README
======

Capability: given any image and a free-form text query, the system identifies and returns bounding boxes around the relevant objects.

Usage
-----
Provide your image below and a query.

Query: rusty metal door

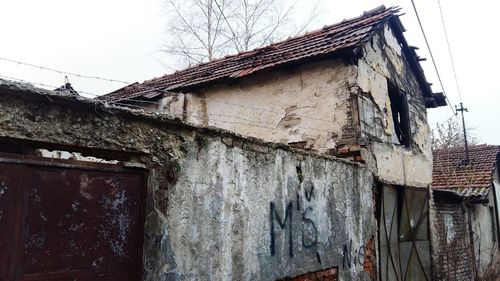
[0,159,145,281]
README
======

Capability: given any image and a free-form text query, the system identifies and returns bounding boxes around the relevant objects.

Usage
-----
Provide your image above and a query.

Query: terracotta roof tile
[100,6,400,102]
[432,144,500,194]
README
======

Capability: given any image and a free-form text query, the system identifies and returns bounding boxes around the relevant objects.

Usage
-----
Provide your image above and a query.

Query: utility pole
[455,102,469,163]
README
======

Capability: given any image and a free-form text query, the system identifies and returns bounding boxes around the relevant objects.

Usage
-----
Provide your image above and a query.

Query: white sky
[0,0,498,144]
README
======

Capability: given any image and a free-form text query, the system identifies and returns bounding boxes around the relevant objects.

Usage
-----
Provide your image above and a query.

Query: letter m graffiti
[270,202,293,257]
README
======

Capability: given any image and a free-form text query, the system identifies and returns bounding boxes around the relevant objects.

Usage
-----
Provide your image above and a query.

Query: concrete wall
[356,25,432,187]
[0,82,378,281]
[157,139,376,281]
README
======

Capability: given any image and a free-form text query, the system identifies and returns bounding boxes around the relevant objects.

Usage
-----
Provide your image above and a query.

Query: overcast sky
[0,0,498,144]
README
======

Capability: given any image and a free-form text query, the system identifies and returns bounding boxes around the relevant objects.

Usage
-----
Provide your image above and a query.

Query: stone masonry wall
[0,81,377,281]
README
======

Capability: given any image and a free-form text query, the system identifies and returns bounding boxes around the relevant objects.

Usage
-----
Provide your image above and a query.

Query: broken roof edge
[387,16,445,108]
[432,187,488,203]
[0,78,366,167]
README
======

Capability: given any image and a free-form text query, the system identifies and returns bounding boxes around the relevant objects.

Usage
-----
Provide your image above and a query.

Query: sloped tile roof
[100,6,401,102]
[432,144,500,196]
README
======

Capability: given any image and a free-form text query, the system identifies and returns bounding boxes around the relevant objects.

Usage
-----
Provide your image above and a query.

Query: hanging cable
[431,114,457,132]
[437,0,463,103]
[0,74,99,98]
[0,57,131,85]
[409,0,456,115]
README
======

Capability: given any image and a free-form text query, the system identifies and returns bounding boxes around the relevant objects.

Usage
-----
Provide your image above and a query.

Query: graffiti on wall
[269,180,318,257]
[269,178,369,271]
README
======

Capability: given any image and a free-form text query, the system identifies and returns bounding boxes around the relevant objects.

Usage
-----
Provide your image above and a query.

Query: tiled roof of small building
[100,6,445,106]
[432,144,500,196]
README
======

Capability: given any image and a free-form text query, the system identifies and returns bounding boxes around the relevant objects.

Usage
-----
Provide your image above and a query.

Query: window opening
[388,83,411,148]
[490,206,497,242]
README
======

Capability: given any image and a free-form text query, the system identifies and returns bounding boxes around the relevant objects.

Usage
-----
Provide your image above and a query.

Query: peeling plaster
[356,26,433,187]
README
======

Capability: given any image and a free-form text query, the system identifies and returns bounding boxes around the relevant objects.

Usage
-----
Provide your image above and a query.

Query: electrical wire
[0,57,131,85]
[0,74,99,98]
[0,75,335,136]
[409,0,456,115]
[431,114,457,133]
[437,0,463,104]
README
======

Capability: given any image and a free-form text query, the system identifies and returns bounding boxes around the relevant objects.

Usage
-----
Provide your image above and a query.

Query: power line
[0,75,335,135]
[409,0,456,115]
[431,114,457,132]
[437,0,463,103]
[0,57,131,85]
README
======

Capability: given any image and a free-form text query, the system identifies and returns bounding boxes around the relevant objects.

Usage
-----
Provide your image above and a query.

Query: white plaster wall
[171,59,358,153]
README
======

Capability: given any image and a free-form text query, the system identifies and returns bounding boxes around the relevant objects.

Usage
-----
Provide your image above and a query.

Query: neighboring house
[102,7,447,280]
[432,144,500,279]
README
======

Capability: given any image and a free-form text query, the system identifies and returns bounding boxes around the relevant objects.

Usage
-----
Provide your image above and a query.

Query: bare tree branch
[431,118,479,150]
[162,0,322,67]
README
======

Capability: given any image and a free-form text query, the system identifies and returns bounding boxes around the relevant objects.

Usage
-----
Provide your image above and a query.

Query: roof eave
[168,47,363,93]
[388,16,446,109]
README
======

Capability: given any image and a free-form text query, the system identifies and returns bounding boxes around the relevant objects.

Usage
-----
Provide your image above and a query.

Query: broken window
[388,83,411,148]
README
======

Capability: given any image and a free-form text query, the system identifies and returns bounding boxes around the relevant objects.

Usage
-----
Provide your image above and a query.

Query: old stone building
[102,6,447,281]
[432,145,500,279]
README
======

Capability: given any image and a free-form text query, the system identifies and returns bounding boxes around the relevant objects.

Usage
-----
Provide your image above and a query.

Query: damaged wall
[0,82,377,281]
[158,59,358,154]
[356,25,432,187]
[429,197,475,280]
[157,24,433,188]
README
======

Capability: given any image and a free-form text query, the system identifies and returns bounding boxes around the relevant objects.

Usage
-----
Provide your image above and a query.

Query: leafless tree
[431,117,478,150]
[162,0,320,67]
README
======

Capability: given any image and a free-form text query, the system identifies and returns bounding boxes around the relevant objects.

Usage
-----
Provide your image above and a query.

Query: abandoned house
[100,6,447,281]
[432,144,500,279]
[1,5,474,281]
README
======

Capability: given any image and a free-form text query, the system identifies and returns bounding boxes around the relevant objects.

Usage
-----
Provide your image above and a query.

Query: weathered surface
[356,25,432,187]
[429,199,475,280]
[161,141,374,280]
[157,59,358,154]
[0,81,377,281]
[154,24,434,188]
